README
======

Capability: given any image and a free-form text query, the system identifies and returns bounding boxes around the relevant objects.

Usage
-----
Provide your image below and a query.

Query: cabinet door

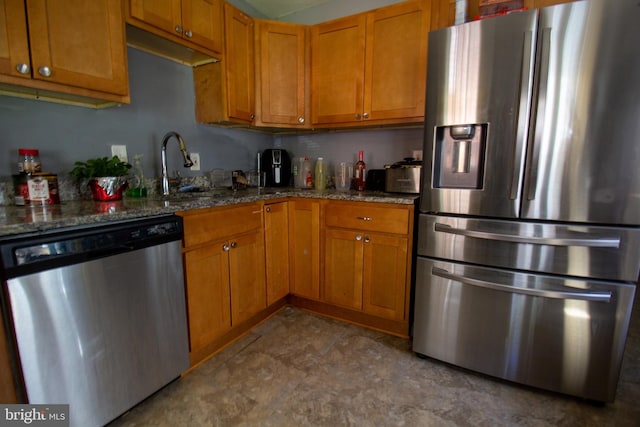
[364,0,429,121]
[264,202,290,305]
[182,0,223,54]
[311,14,366,125]
[0,0,30,79]
[363,233,408,321]
[25,0,128,95]
[288,199,320,299]
[129,0,182,37]
[430,0,457,30]
[255,20,306,127]
[183,242,232,355]
[229,230,266,325]
[324,228,363,310]
[224,3,254,123]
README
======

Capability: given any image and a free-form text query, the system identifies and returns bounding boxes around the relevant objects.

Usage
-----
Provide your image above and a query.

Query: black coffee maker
[263,149,291,187]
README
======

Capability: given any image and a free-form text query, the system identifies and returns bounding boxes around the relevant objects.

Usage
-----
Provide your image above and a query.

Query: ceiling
[243,0,336,19]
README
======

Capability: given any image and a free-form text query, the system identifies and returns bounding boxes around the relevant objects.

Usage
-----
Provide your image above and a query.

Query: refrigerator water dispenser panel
[433,124,487,189]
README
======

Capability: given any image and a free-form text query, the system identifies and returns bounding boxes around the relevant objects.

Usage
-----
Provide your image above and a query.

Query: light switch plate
[111,145,128,163]
[190,153,200,171]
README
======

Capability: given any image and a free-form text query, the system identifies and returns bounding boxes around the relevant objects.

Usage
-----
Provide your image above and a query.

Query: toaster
[385,158,422,194]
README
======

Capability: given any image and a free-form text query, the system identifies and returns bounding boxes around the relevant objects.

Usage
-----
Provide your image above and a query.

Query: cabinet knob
[298,117,305,124]
[38,66,51,77]
[363,112,369,119]
[222,243,230,251]
[175,25,183,34]
[185,29,193,38]
[355,113,362,120]
[250,114,255,120]
[356,234,363,241]
[356,216,372,221]
[266,207,271,213]
[230,241,237,249]
[16,63,30,74]
[364,236,371,243]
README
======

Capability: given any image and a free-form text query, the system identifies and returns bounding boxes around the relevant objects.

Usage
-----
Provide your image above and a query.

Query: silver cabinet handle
[355,113,362,120]
[432,267,611,303]
[298,117,304,124]
[230,241,237,249]
[175,25,183,34]
[356,216,372,221]
[38,66,51,77]
[364,236,370,243]
[355,234,362,241]
[363,112,369,119]
[266,207,271,213]
[222,243,230,251]
[185,29,193,38]
[434,223,621,248]
[16,63,30,74]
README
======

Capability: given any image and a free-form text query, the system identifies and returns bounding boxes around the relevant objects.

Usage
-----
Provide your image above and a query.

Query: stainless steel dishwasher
[0,215,189,427]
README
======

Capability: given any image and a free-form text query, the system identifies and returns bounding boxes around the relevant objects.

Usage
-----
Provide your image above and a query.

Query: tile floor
[110,305,640,426]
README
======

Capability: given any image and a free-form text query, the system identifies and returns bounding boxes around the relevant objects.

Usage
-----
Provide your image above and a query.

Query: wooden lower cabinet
[180,198,414,366]
[288,199,320,300]
[321,200,414,334]
[179,203,268,366]
[264,201,290,305]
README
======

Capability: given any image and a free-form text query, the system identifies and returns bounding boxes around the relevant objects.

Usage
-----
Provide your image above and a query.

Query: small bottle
[355,150,366,191]
[18,148,41,174]
[314,157,326,190]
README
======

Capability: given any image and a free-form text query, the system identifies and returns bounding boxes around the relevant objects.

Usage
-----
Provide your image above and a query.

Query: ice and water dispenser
[432,124,487,189]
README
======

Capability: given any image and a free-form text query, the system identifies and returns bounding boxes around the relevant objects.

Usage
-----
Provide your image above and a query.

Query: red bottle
[355,150,366,191]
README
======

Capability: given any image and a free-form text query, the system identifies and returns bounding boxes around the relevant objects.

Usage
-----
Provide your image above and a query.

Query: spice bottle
[18,148,41,174]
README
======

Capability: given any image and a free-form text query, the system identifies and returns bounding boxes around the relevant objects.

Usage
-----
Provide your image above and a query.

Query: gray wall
[0,48,273,180]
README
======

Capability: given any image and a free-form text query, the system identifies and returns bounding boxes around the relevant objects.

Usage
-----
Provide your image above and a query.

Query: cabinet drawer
[325,202,409,235]
[180,203,263,248]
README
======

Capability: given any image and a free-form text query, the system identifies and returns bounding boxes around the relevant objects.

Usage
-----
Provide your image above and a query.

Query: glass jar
[18,148,41,174]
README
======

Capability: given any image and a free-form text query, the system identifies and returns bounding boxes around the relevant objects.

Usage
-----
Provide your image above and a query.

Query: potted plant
[70,156,132,201]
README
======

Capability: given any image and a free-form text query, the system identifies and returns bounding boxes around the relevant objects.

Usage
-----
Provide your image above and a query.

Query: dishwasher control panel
[0,215,183,279]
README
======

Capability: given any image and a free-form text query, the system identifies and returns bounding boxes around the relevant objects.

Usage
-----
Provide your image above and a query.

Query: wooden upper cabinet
[364,0,429,123]
[224,2,255,123]
[430,0,457,30]
[0,0,30,79]
[311,0,429,127]
[311,14,366,125]
[254,20,308,128]
[128,0,223,55]
[0,0,129,104]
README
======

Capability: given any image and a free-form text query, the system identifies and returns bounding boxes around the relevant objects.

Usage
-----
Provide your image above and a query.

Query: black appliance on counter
[263,149,291,187]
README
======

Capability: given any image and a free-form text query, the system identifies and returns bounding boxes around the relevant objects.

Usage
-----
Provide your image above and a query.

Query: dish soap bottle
[126,154,147,197]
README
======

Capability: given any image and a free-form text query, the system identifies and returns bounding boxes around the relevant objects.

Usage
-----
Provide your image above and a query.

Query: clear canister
[18,148,41,174]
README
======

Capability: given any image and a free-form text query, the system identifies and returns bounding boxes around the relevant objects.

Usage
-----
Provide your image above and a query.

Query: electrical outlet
[190,153,200,171]
[111,145,128,163]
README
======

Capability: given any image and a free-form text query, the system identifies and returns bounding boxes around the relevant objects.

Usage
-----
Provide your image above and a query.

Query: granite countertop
[0,188,418,238]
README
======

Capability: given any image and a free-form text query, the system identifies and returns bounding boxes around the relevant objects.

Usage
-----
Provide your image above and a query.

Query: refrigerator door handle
[431,267,612,303]
[434,222,621,248]
[526,27,552,201]
[510,30,535,200]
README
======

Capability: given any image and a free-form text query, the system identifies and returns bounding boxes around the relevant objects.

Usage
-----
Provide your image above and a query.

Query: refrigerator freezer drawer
[418,214,640,282]
[412,257,636,402]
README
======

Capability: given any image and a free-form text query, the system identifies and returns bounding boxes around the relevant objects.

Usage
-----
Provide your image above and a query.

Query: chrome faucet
[161,131,194,196]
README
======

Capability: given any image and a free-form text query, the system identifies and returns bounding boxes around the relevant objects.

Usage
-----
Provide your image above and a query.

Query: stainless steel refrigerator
[413,0,640,402]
